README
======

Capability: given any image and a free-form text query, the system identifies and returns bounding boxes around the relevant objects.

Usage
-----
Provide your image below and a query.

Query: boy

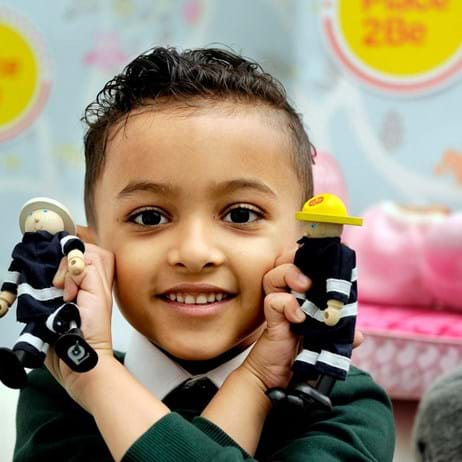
[13,47,395,461]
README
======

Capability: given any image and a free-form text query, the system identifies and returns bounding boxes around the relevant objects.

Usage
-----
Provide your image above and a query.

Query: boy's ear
[76,225,97,244]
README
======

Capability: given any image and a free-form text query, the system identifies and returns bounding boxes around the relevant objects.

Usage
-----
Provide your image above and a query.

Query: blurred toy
[412,367,462,462]
[312,150,348,204]
[0,198,98,389]
[267,193,363,411]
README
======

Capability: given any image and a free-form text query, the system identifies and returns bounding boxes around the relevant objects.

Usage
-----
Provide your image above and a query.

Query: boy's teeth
[167,292,227,304]
[196,294,208,304]
[185,295,195,304]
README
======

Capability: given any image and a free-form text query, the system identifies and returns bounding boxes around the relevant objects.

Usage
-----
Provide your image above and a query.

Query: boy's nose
[167,220,225,272]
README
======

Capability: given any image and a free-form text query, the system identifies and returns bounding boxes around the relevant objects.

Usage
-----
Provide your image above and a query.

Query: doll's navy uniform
[291,236,357,380]
[1,230,84,362]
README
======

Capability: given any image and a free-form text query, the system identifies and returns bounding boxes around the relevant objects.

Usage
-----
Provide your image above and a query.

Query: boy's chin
[162,342,231,362]
[159,342,247,375]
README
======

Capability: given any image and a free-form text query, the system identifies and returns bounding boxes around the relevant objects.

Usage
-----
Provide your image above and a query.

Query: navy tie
[163,377,218,414]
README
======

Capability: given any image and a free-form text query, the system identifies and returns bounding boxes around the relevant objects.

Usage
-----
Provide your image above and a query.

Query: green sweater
[14,354,395,461]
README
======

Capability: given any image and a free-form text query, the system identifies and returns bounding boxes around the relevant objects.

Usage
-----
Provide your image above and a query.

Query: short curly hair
[82,46,314,226]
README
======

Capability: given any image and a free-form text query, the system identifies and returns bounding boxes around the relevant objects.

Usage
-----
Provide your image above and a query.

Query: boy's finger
[63,271,79,302]
[52,257,68,288]
[353,330,364,348]
[263,263,311,295]
[264,293,305,329]
[273,247,297,267]
[83,244,115,291]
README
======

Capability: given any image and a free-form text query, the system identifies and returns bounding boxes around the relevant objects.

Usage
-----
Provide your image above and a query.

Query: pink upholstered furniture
[346,203,462,399]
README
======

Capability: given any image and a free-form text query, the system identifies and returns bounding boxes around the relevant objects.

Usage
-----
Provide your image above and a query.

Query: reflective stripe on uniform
[318,350,351,372]
[60,235,78,253]
[4,271,20,285]
[18,283,63,301]
[351,267,358,282]
[326,278,351,296]
[300,300,358,322]
[295,349,319,365]
[15,333,48,353]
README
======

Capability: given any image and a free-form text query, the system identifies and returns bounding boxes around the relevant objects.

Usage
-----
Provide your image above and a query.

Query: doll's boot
[0,348,28,389]
[288,381,333,412]
[266,374,333,412]
[54,327,98,372]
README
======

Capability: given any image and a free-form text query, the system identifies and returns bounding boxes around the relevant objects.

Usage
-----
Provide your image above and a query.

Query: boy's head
[82,46,314,227]
[81,47,315,361]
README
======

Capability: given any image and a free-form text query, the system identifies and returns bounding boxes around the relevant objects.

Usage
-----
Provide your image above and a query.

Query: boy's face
[93,103,304,360]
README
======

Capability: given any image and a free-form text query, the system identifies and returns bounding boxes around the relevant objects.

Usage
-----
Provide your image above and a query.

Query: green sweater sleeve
[123,368,395,462]
[15,360,394,462]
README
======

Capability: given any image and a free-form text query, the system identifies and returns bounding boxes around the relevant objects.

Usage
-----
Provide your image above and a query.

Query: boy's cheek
[76,225,98,244]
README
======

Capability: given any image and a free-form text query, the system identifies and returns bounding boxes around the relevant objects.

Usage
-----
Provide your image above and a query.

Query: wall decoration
[321,0,462,95]
[0,8,51,141]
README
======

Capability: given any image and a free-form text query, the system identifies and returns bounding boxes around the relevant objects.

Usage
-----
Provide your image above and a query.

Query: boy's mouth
[159,285,235,306]
[162,292,231,305]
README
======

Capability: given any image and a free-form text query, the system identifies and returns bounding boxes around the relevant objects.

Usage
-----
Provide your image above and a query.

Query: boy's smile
[93,102,303,361]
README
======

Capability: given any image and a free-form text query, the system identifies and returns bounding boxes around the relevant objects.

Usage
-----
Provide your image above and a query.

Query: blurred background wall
[1,0,461,349]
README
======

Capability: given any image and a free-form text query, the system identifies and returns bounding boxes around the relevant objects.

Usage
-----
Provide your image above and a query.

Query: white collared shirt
[124,330,253,400]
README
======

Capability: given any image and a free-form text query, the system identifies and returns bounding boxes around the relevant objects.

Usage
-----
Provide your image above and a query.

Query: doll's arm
[0,290,16,317]
[0,259,21,317]
[67,249,85,276]
[60,234,86,276]
[324,245,356,326]
[324,299,345,326]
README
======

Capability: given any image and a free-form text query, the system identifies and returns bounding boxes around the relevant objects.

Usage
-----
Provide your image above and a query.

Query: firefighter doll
[0,197,98,389]
[267,193,363,411]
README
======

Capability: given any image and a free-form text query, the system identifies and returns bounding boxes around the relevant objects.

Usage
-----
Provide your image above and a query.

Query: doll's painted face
[302,222,343,239]
[93,103,305,361]
[24,209,65,235]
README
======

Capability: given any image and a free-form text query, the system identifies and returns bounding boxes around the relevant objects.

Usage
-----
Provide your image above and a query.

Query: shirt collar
[124,330,252,400]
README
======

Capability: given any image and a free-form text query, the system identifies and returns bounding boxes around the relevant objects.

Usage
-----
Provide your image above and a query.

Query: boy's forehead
[107,99,291,145]
[93,100,306,207]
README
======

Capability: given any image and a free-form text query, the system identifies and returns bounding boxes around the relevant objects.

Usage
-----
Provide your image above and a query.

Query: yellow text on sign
[0,22,38,126]
[338,0,462,76]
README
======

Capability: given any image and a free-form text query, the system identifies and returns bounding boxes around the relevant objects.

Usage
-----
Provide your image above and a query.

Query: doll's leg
[0,321,48,389]
[50,303,98,372]
[292,349,321,381]
[316,344,352,381]
[12,321,50,368]
[45,302,81,334]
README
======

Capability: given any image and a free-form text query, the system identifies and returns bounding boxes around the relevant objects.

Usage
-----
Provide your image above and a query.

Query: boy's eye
[310,223,317,229]
[129,208,169,227]
[223,205,263,224]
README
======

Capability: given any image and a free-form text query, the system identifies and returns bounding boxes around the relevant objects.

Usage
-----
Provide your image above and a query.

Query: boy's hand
[47,242,115,404]
[242,250,363,392]
[264,250,364,348]
[241,253,311,391]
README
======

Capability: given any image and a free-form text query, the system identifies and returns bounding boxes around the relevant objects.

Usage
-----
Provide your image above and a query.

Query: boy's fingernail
[53,270,64,285]
[295,309,306,321]
[297,273,310,285]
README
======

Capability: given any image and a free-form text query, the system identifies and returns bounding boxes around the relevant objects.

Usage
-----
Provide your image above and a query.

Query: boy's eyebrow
[214,179,277,197]
[117,179,277,198]
[117,181,178,198]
